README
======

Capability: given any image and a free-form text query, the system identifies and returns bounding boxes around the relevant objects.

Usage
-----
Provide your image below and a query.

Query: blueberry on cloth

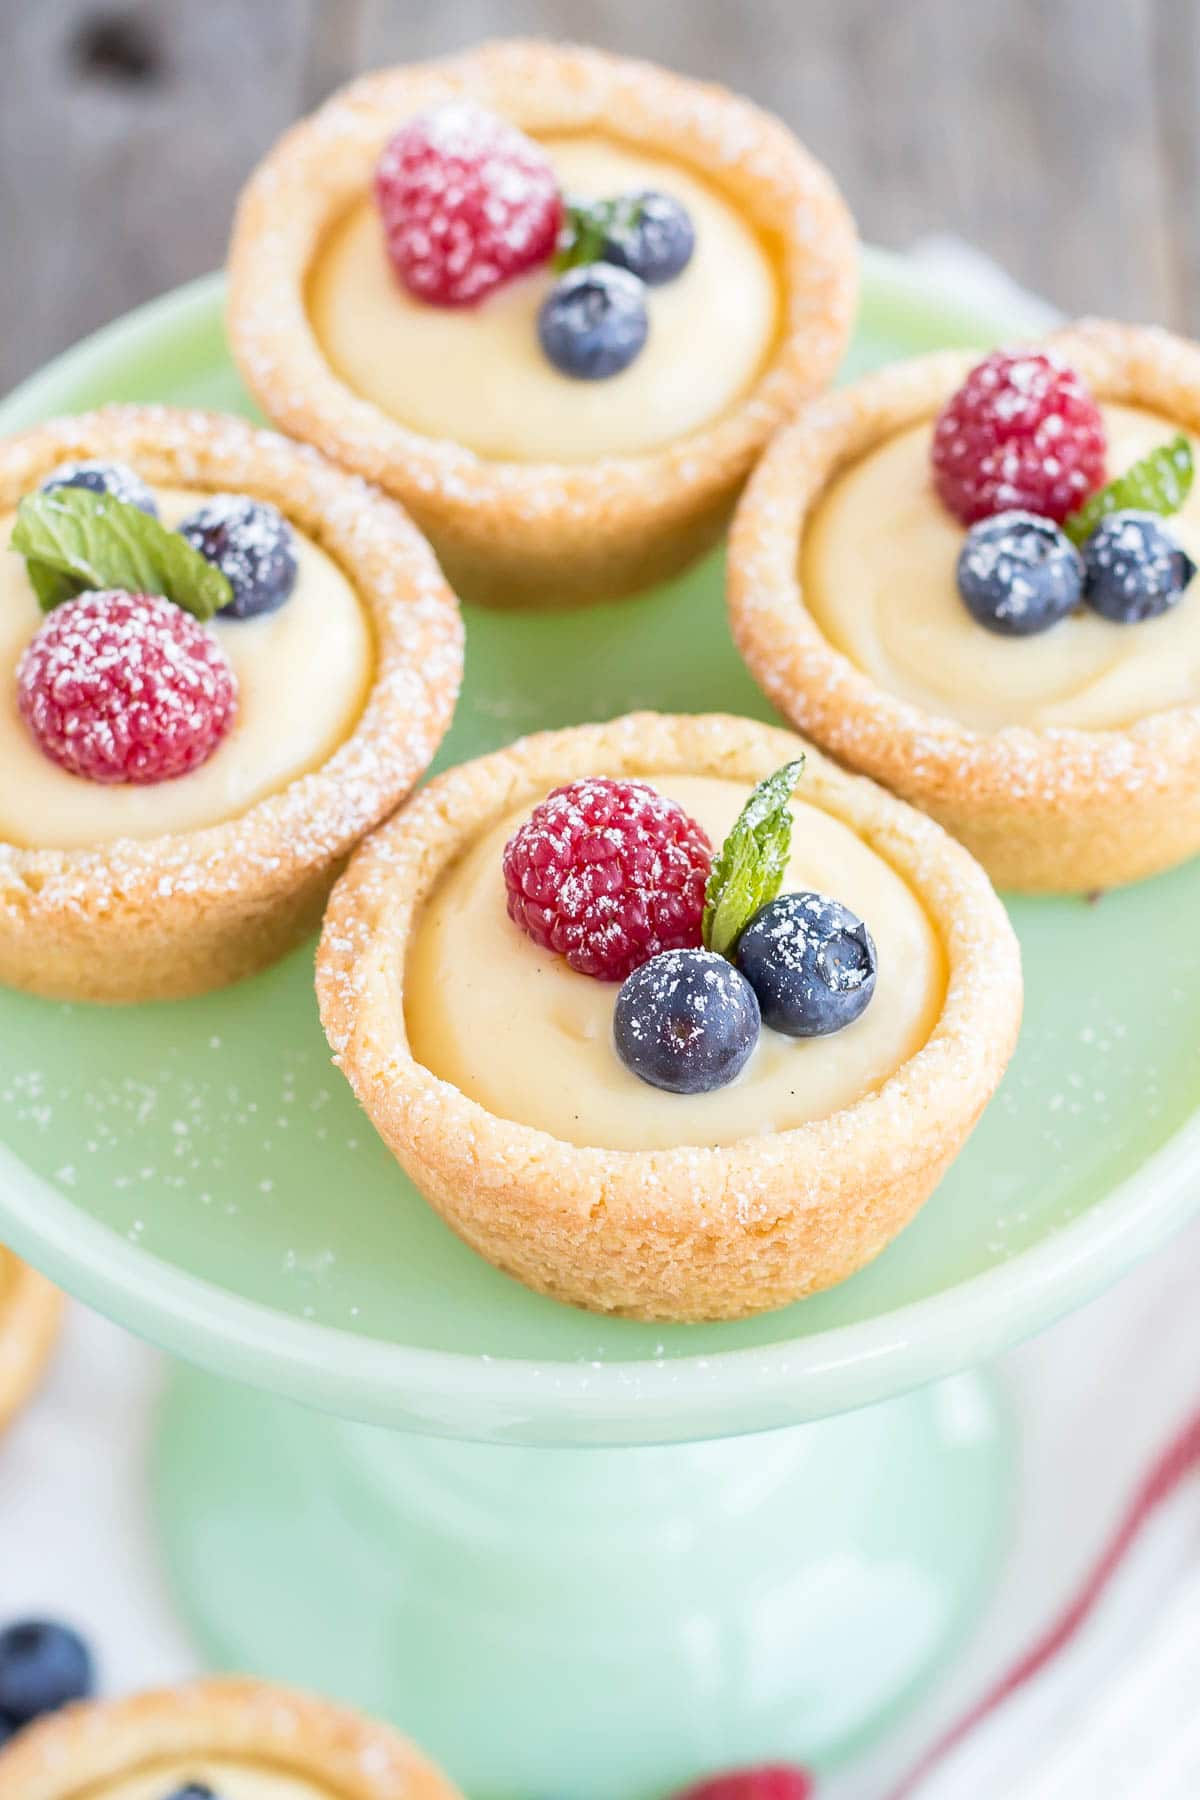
[1081,509,1196,623]
[0,1619,94,1725]
[614,948,760,1094]
[956,509,1083,636]
[538,263,649,380]
[736,892,877,1038]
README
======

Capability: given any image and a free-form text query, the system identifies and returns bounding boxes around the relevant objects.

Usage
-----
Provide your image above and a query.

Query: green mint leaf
[553,194,644,272]
[25,559,78,611]
[1064,435,1194,546]
[10,487,234,620]
[702,758,806,960]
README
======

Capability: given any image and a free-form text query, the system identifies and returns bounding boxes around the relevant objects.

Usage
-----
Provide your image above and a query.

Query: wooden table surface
[2,0,1197,393]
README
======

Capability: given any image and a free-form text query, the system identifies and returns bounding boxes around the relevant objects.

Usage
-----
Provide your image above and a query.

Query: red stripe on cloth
[885,1402,1200,1800]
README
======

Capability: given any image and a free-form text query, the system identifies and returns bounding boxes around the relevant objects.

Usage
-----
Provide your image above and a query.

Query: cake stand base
[154,1365,1010,1798]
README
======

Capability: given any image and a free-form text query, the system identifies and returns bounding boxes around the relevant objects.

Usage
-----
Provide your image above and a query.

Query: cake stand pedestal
[154,1366,1008,1797]
[4,263,1200,1798]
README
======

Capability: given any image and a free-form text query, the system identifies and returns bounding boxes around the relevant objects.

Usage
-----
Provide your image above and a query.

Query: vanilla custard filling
[803,402,1200,733]
[406,776,944,1151]
[77,1760,332,1800]
[309,134,780,463]
[0,488,373,850]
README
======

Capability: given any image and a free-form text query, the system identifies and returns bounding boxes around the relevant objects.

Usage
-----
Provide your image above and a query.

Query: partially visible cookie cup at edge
[0,1675,464,1799]
[728,320,1200,893]
[0,1248,63,1436]
[226,38,858,611]
[0,406,463,1004]
[316,713,1022,1323]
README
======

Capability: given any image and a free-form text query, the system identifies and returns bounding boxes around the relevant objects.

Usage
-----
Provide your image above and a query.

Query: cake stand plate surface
[0,256,1196,1446]
[0,255,1195,1794]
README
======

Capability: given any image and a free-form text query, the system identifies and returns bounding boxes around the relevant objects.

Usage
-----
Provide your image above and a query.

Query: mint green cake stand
[4,256,1200,1798]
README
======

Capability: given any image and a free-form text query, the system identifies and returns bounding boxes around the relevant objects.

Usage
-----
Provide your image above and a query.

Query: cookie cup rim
[226,40,858,548]
[727,320,1200,885]
[0,1246,62,1436]
[0,1675,462,1799]
[0,405,463,995]
[316,711,1022,1321]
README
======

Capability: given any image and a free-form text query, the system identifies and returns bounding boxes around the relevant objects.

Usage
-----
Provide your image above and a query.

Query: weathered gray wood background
[2,0,1197,393]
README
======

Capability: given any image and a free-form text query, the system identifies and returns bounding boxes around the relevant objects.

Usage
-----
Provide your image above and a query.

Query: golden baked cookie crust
[227,39,858,610]
[0,1247,62,1437]
[728,320,1200,892]
[0,1676,463,1799]
[317,712,1021,1323]
[0,406,463,1004]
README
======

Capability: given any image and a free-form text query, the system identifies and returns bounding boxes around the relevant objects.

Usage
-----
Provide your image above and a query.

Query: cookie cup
[0,1247,62,1436]
[227,39,857,610]
[0,406,463,1004]
[317,712,1021,1322]
[0,1676,462,1799]
[728,320,1200,892]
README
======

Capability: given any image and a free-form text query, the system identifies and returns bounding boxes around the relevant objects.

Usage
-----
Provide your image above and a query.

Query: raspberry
[18,590,237,785]
[932,349,1107,526]
[670,1767,814,1800]
[374,102,562,307]
[502,777,713,982]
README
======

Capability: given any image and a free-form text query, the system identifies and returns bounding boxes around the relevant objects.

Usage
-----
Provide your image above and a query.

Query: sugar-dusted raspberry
[17,590,237,785]
[502,777,713,982]
[932,348,1107,526]
[374,102,562,307]
[670,1766,814,1800]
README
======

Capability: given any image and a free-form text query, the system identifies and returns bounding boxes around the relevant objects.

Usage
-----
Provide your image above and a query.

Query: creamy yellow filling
[803,402,1200,733]
[309,133,780,463]
[0,487,373,849]
[77,1758,333,1800]
[406,775,944,1151]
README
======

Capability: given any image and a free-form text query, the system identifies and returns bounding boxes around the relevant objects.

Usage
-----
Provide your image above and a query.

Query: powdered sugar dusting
[0,1677,446,1796]
[748,891,872,990]
[502,774,712,980]
[178,490,297,618]
[311,713,1023,1319]
[375,100,561,306]
[40,456,157,515]
[613,946,758,1093]
[728,325,1200,891]
[226,41,857,604]
[17,590,237,785]
[0,405,462,995]
[932,346,1107,526]
[1083,508,1195,622]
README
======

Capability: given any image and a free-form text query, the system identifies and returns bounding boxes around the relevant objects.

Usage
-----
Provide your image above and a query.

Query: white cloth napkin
[2,247,1199,1800]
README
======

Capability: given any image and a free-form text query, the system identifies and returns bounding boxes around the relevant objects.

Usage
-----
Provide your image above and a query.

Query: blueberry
[164,1786,216,1799]
[602,190,695,285]
[956,510,1083,636]
[40,458,157,517]
[614,948,759,1094]
[538,264,649,380]
[178,495,298,620]
[736,892,877,1038]
[1081,509,1196,623]
[0,1620,94,1725]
